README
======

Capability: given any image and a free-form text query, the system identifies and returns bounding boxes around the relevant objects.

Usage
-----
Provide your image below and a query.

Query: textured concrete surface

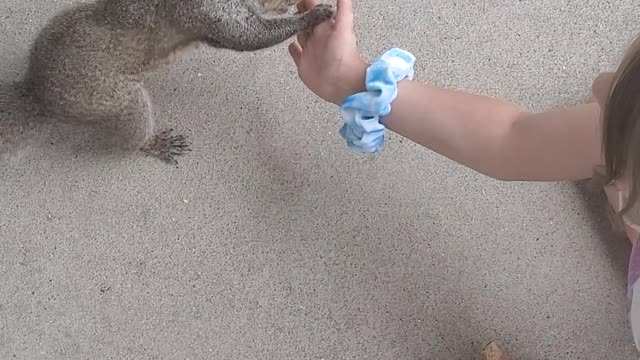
[1,0,639,359]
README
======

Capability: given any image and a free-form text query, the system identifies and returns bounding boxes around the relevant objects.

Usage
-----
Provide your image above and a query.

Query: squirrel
[0,0,334,165]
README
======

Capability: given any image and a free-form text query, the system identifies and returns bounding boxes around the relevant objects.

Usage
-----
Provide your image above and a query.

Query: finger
[297,0,318,13]
[299,24,330,51]
[288,42,303,65]
[335,0,354,31]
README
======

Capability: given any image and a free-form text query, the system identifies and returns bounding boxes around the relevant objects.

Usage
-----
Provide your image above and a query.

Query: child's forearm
[382,80,525,179]
[380,80,602,181]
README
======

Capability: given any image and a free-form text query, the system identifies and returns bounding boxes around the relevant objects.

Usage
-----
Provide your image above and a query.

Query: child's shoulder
[591,72,615,107]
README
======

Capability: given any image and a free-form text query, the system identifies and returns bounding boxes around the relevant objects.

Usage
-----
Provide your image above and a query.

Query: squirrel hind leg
[62,84,152,158]
[125,87,191,166]
[104,87,192,165]
[83,85,191,165]
[85,85,156,154]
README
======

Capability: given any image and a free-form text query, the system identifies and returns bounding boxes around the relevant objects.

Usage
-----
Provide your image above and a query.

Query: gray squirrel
[0,0,334,165]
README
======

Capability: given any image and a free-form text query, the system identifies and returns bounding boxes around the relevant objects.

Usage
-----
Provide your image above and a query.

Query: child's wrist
[337,48,415,153]
[330,59,369,105]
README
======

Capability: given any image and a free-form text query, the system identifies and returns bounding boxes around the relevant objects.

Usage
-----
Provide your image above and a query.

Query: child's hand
[288,0,369,105]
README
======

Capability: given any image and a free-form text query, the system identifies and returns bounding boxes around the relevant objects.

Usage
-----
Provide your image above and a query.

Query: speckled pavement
[1,1,639,359]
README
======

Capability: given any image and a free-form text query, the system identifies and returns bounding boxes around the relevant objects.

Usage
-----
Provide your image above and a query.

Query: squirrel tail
[0,81,43,163]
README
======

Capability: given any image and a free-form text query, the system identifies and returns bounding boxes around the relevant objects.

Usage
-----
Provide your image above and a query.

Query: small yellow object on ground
[480,341,513,360]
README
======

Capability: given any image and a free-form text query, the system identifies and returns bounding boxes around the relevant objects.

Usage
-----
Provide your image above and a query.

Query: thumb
[288,41,303,66]
[334,0,354,31]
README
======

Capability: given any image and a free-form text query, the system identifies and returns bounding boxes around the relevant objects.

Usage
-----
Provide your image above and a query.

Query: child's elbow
[477,166,524,182]
[490,170,524,182]
[488,111,534,182]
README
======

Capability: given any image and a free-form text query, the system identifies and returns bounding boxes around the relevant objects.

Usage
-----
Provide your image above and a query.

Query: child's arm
[289,0,604,181]
[382,80,602,181]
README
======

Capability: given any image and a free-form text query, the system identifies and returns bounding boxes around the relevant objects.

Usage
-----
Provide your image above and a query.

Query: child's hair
[601,34,640,215]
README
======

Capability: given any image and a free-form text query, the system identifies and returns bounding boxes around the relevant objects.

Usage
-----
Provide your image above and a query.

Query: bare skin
[591,72,616,105]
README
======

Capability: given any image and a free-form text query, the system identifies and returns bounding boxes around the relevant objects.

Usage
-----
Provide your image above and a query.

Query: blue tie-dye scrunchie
[339,48,415,153]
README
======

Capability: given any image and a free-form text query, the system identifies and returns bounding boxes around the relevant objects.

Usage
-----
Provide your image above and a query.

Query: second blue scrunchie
[338,48,416,153]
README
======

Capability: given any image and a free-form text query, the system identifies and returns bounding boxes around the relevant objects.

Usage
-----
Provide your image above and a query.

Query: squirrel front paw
[304,3,336,25]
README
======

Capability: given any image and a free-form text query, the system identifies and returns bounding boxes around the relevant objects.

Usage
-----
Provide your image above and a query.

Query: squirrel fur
[0,0,334,164]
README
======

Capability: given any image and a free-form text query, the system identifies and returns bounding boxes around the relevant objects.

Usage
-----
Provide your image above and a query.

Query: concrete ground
[1,0,639,359]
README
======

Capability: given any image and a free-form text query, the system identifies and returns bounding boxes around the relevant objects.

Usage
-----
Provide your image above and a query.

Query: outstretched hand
[289,0,368,105]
